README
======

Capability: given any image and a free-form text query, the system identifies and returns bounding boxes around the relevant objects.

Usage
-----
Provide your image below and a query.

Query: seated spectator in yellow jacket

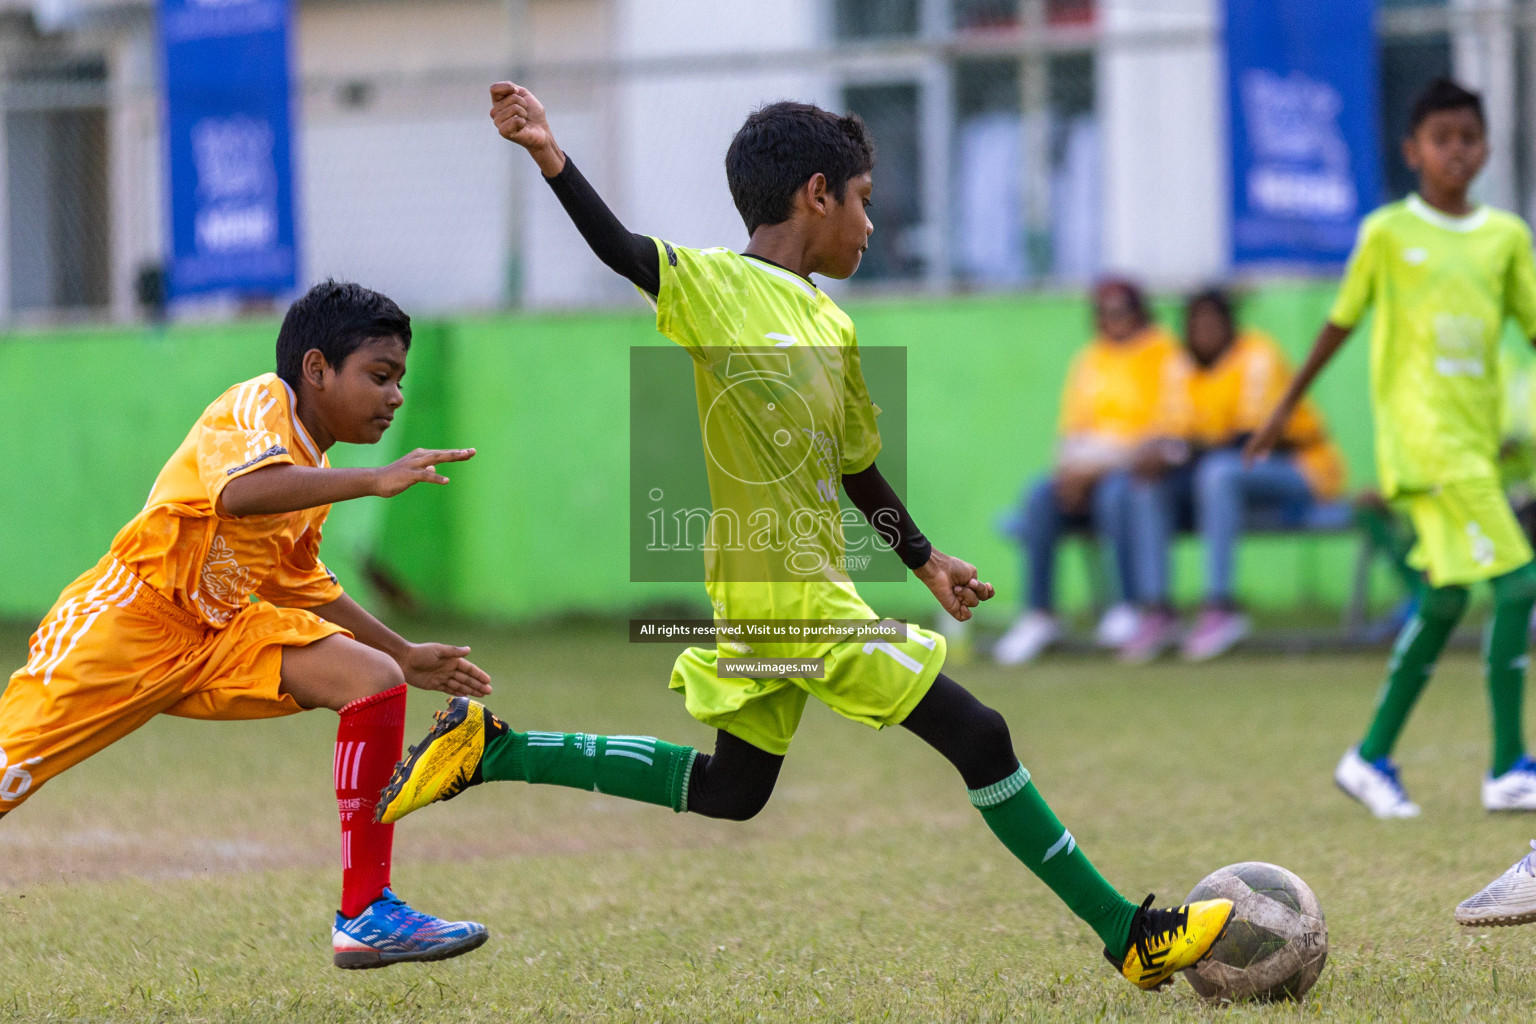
[1119,288,1346,663]
[995,278,1192,665]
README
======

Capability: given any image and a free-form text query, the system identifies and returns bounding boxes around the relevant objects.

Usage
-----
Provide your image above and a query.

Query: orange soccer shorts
[0,556,344,813]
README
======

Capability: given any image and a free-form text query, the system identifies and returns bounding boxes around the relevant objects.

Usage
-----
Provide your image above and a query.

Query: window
[7,59,111,315]
[844,83,925,281]
[835,0,921,40]
[951,44,1098,286]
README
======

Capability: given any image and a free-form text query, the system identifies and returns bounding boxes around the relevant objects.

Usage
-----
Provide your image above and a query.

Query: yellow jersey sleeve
[1233,332,1291,435]
[652,238,739,367]
[1057,350,1093,436]
[1506,221,1536,340]
[840,333,883,474]
[255,515,343,608]
[196,377,297,519]
[1329,219,1380,329]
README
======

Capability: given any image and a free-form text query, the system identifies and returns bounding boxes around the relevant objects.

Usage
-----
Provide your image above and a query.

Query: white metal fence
[0,0,1528,323]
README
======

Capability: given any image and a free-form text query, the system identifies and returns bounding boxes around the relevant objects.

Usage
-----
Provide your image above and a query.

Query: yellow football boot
[1111,894,1234,990]
[376,697,506,824]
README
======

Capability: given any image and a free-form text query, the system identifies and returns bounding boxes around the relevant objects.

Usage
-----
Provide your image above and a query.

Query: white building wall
[615,0,831,254]
[519,0,832,309]
[296,0,513,313]
[519,0,627,308]
[1098,0,1224,288]
[106,25,158,322]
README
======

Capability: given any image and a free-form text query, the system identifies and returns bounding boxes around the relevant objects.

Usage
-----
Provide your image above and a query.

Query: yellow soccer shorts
[1400,478,1535,587]
[669,620,948,756]
[0,557,345,813]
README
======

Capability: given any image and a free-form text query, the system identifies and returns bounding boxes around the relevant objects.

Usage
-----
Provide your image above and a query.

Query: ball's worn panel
[1182,861,1328,1003]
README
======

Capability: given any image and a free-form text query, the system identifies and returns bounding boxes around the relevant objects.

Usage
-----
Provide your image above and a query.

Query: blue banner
[160,0,298,299]
[1226,0,1380,268]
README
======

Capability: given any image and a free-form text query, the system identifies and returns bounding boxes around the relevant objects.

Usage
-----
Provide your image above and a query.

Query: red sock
[335,684,406,918]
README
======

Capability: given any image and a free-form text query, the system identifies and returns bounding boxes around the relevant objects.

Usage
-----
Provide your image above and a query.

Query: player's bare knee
[359,645,405,696]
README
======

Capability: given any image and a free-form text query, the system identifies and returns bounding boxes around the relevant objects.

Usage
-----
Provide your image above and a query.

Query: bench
[997,499,1380,635]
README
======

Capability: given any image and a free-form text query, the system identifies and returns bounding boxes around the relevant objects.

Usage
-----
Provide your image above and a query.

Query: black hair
[275,280,411,387]
[1186,286,1234,327]
[1408,78,1485,133]
[1092,277,1149,324]
[725,101,875,234]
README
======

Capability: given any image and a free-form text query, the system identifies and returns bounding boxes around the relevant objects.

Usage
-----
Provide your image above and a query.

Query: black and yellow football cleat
[1108,894,1233,990]
[376,697,507,824]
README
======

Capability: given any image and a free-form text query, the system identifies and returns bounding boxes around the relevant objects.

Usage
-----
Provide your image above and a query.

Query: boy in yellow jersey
[1124,288,1345,663]
[1250,80,1536,819]
[0,281,492,968]
[375,82,1232,991]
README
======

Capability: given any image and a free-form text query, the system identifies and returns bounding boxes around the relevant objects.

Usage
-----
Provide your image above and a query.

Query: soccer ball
[1180,862,1328,1003]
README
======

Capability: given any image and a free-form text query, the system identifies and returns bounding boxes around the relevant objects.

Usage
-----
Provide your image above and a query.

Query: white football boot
[1334,747,1421,818]
[993,611,1060,666]
[1093,603,1140,648]
[1456,841,1536,927]
[1483,756,1536,811]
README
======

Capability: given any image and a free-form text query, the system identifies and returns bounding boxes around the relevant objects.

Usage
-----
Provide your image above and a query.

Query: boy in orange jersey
[1123,288,1346,663]
[0,280,492,969]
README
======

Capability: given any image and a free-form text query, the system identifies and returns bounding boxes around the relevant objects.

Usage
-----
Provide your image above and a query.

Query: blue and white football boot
[1483,755,1536,811]
[1334,747,1421,818]
[332,888,488,969]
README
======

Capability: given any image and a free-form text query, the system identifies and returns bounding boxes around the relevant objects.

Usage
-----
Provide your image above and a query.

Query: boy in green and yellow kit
[373,81,1237,988]
[1250,79,1536,819]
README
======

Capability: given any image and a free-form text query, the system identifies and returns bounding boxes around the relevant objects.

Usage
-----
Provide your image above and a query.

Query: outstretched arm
[220,447,475,517]
[307,593,492,698]
[842,463,995,621]
[490,81,660,295]
[1243,322,1351,464]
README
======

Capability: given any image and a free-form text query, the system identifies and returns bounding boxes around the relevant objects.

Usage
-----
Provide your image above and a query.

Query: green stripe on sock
[675,749,699,813]
[479,728,696,812]
[968,765,1031,808]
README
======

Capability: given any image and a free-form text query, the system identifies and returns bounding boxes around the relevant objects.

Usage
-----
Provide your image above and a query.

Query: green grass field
[3,617,1536,1022]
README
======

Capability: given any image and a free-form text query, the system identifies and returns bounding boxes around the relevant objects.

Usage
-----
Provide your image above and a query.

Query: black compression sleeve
[544,156,661,295]
[841,462,933,571]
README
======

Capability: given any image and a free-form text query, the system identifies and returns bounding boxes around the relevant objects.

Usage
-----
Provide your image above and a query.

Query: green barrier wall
[0,282,1376,626]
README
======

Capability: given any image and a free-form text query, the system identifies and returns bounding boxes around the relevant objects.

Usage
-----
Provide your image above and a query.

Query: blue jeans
[1018,470,1135,612]
[1129,449,1315,605]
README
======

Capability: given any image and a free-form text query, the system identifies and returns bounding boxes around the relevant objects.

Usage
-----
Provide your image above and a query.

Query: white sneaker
[1334,747,1421,818]
[1456,841,1536,926]
[993,612,1060,666]
[1094,603,1140,648]
[1483,756,1536,811]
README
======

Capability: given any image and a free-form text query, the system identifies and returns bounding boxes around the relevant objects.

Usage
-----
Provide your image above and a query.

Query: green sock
[478,728,698,811]
[971,767,1139,958]
[1487,564,1536,777]
[1358,584,1467,763]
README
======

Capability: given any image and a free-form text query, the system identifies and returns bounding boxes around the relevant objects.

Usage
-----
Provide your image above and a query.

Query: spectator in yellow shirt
[1120,289,1345,663]
[995,279,1193,665]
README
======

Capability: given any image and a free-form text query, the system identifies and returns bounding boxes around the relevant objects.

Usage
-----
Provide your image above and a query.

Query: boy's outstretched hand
[400,643,493,698]
[915,549,996,622]
[490,81,565,176]
[372,447,475,498]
